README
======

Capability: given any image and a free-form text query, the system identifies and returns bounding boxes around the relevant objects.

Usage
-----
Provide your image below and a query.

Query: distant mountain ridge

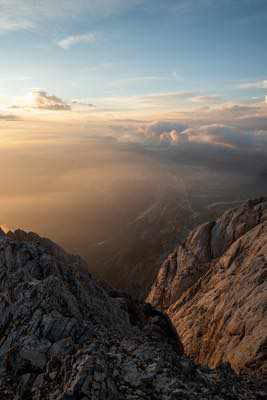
[0,218,264,399]
[148,197,267,376]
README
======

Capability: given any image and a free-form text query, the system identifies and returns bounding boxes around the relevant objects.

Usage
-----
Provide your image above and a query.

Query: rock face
[0,228,262,399]
[148,198,267,376]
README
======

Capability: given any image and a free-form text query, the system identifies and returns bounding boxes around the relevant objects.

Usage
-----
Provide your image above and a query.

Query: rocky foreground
[148,198,267,377]
[0,227,265,399]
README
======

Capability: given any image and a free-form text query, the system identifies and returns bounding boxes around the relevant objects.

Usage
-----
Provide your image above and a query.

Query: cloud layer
[133,120,267,150]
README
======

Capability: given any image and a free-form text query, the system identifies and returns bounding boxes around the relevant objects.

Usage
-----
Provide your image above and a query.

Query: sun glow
[0,224,13,233]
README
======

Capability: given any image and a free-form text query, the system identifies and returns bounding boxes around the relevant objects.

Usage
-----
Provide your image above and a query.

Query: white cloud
[237,80,267,90]
[0,18,34,32]
[56,33,96,49]
[144,120,187,136]
[130,120,189,145]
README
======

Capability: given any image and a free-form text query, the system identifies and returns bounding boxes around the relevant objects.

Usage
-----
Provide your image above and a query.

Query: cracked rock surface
[0,226,263,398]
[148,198,267,376]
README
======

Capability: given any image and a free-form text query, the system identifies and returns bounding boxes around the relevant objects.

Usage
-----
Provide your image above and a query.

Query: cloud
[0,0,143,33]
[0,113,20,121]
[184,124,266,150]
[0,16,34,32]
[144,121,188,145]
[234,115,267,131]
[189,94,222,103]
[180,124,248,148]
[132,91,224,110]
[30,90,71,111]
[71,99,96,108]
[212,103,261,118]
[237,79,267,90]
[133,119,267,150]
[121,120,189,145]
[68,90,225,116]
[1,0,266,34]
[147,123,216,146]
[70,91,196,114]
[56,33,96,49]
[145,121,187,134]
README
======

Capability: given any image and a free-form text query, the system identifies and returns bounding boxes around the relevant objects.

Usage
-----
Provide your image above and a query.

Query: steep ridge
[0,228,262,399]
[147,198,267,376]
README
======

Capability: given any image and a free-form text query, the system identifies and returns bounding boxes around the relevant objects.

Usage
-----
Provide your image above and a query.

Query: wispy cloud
[0,17,34,32]
[237,79,267,90]
[71,99,96,108]
[0,113,20,121]
[189,94,222,103]
[56,33,97,50]
[0,0,143,33]
[68,90,225,115]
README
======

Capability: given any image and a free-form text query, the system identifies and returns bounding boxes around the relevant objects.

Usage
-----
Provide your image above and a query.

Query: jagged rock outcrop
[148,198,267,376]
[0,228,262,399]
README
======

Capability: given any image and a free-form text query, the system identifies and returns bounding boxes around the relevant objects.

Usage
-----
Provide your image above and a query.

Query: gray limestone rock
[0,215,264,399]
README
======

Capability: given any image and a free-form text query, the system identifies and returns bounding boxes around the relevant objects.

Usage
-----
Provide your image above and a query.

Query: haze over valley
[1,120,266,294]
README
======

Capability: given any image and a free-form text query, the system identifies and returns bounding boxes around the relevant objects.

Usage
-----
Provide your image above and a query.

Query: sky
[0,0,267,113]
[0,0,267,267]
[0,0,267,150]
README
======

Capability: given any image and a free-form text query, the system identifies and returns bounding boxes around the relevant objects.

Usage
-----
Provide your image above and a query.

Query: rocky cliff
[148,198,267,376]
[0,227,263,399]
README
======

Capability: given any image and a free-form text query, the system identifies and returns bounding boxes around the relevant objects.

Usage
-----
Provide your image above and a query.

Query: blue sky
[0,0,266,106]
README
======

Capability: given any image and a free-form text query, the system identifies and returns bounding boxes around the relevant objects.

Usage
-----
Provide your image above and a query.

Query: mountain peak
[147,197,267,376]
